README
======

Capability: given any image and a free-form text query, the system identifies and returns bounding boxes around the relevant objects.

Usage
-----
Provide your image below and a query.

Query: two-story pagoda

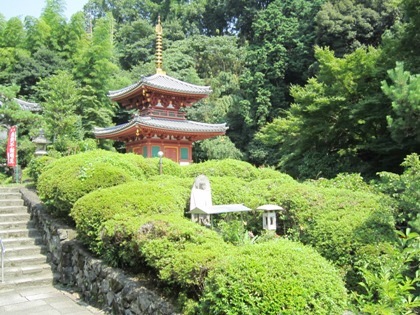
[94,18,227,164]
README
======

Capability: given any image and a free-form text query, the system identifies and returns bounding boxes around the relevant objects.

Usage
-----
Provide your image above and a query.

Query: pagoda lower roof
[94,116,227,139]
[108,73,212,100]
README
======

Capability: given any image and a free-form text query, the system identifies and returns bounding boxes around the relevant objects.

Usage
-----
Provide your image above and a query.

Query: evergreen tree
[381,62,420,152]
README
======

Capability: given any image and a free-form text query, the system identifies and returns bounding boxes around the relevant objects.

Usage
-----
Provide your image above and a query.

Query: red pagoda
[94,18,227,164]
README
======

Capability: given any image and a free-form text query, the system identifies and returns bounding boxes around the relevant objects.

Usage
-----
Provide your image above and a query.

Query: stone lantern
[256,204,284,231]
[32,129,50,156]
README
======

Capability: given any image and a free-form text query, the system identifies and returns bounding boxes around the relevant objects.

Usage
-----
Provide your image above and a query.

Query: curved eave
[108,74,212,101]
[13,98,42,112]
[94,117,227,140]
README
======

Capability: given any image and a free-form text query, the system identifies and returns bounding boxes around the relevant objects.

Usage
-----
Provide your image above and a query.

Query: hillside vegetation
[33,153,420,313]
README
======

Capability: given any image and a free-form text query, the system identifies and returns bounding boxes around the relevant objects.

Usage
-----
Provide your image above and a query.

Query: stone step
[0,273,56,290]
[4,264,52,279]
[3,244,47,258]
[0,199,24,207]
[0,206,28,214]
[0,192,22,199]
[0,220,35,230]
[0,212,30,222]
[0,187,21,193]
[0,228,40,238]
[3,254,48,268]
[2,236,44,247]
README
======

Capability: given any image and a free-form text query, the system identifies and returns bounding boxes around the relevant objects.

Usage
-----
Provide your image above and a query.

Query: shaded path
[0,284,106,315]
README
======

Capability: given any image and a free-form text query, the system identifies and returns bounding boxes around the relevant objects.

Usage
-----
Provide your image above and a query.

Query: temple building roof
[14,98,42,111]
[0,98,42,112]
[108,73,212,100]
[94,115,227,140]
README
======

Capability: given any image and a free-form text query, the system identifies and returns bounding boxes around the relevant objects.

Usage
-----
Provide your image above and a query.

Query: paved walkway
[0,284,106,315]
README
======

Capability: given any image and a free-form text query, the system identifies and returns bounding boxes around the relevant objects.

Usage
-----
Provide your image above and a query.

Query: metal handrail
[0,238,5,283]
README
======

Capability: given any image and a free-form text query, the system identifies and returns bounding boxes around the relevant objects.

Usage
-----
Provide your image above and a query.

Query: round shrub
[71,180,191,252]
[182,159,260,181]
[142,157,183,177]
[209,177,252,205]
[37,150,154,217]
[100,213,233,295]
[250,180,396,268]
[147,175,194,190]
[255,167,295,183]
[305,173,376,193]
[198,239,348,315]
[27,155,55,184]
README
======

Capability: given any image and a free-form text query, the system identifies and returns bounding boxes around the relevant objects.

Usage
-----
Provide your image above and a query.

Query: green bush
[245,179,397,285]
[71,180,191,252]
[182,159,260,180]
[305,173,376,193]
[254,167,295,182]
[198,239,348,315]
[350,231,420,314]
[100,213,232,296]
[209,177,252,205]
[375,153,420,232]
[37,150,154,217]
[27,156,56,184]
[142,157,183,177]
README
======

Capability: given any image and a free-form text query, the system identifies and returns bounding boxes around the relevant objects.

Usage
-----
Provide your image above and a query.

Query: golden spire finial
[155,16,165,75]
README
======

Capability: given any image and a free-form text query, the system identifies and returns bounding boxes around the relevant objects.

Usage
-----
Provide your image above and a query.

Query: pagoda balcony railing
[141,109,186,120]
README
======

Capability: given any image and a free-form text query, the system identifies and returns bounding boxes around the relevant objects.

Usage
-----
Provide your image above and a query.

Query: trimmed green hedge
[100,214,232,294]
[142,157,183,177]
[198,239,348,315]
[304,173,376,193]
[248,180,396,268]
[71,180,191,252]
[27,155,56,185]
[33,150,399,312]
[37,150,155,216]
[182,159,260,180]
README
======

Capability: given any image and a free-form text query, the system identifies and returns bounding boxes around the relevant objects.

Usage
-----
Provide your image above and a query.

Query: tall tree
[0,85,41,167]
[24,16,51,52]
[40,0,67,53]
[0,17,26,48]
[73,13,118,104]
[381,62,420,152]
[254,47,396,179]
[315,0,400,56]
[232,0,324,158]
[36,70,82,151]
[115,18,155,70]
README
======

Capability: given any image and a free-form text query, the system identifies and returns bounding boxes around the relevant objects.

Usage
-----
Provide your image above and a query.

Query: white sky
[0,0,89,20]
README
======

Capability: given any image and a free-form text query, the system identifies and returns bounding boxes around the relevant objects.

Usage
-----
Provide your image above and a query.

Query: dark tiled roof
[108,74,212,98]
[14,98,42,112]
[94,116,227,136]
[0,98,42,112]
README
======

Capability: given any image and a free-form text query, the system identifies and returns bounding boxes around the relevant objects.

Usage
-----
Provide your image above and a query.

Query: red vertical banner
[6,126,17,167]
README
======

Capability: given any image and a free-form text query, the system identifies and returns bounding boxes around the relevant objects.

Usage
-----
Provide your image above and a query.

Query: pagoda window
[180,148,189,160]
[152,146,161,157]
[142,146,148,157]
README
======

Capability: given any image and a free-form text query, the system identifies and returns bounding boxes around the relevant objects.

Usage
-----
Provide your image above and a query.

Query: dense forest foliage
[0,0,418,179]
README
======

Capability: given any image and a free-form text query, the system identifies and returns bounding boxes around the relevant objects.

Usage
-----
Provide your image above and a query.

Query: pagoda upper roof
[94,116,227,139]
[108,73,212,100]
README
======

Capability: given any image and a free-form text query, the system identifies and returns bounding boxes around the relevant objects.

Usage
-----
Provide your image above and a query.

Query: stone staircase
[0,187,54,290]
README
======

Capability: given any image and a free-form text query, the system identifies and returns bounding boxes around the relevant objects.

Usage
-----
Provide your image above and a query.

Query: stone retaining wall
[20,187,178,315]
